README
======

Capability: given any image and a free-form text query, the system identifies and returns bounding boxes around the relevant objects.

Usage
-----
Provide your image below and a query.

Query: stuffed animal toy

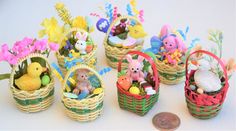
[126,54,156,95]
[160,25,187,53]
[75,32,88,55]
[73,69,94,100]
[126,54,145,82]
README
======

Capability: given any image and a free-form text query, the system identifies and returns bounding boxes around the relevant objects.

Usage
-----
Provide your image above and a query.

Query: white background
[0,0,235,130]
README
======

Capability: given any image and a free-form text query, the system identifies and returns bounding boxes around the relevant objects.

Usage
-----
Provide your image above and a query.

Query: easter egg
[96,18,110,33]
[93,88,103,95]
[129,86,140,95]
[41,75,50,86]
[63,92,78,99]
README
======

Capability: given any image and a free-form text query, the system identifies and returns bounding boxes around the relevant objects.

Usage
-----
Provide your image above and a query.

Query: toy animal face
[128,25,147,39]
[75,32,88,51]
[160,24,186,52]
[126,54,144,74]
[163,35,178,52]
[75,41,87,50]
[27,62,44,77]
[77,69,89,81]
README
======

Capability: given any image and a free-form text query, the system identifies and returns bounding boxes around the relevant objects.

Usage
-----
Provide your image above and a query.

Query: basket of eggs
[117,51,160,116]
[185,31,236,119]
[61,65,104,121]
[145,25,196,85]
[39,2,96,75]
[95,1,147,68]
[0,38,57,113]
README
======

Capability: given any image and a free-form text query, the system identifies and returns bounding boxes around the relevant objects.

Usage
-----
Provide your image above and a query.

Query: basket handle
[62,64,104,92]
[10,53,53,88]
[117,51,159,91]
[185,50,229,88]
[103,15,142,45]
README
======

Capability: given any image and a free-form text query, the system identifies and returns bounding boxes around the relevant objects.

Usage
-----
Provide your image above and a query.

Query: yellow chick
[69,49,80,58]
[15,62,47,91]
[128,24,147,39]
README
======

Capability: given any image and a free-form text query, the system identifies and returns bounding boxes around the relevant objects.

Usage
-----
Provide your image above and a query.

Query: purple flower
[49,42,59,51]
[64,40,73,50]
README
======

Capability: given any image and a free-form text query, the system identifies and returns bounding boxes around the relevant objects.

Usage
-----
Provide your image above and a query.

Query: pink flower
[7,54,18,65]
[34,39,47,51]
[49,42,59,51]
[0,44,11,61]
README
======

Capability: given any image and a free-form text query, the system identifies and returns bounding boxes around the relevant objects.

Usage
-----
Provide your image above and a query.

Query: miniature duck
[108,24,147,48]
[15,62,47,91]
[193,59,221,94]
[69,49,80,58]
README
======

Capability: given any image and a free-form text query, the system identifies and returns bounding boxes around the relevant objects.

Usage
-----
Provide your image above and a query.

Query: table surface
[0,0,235,130]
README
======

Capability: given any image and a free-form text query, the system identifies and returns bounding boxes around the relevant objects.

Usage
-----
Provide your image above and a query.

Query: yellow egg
[129,86,140,95]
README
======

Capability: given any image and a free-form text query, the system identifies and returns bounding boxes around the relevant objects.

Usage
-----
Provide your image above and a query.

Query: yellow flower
[55,2,65,10]
[39,17,64,44]
[225,58,236,75]
[72,16,87,31]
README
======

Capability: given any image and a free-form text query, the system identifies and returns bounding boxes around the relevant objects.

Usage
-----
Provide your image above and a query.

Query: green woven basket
[117,51,160,116]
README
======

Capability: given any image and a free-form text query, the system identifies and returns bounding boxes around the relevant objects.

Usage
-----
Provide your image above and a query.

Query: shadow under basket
[61,65,104,122]
[56,28,97,75]
[9,53,54,113]
[103,16,144,69]
[156,59,185,85]
[184,50,229,119]
[117,51,160,116]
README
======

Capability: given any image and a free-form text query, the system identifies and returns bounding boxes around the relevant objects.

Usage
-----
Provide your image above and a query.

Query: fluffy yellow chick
[128,24,147,39]
[15,62,47,91]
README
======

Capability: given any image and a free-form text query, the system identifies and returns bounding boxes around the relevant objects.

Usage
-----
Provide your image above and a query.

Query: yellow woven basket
[61,65,104,122]
[9,53,54,113]
[103,16,144,69]
[155,58,185,85]
[56,28,97,75]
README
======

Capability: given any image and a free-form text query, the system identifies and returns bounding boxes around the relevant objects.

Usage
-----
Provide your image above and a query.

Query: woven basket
[103,16,144,69]
[9,53,54,113]
[155,58,185,85]
[56,28,97,75]
[61,65,104,122]
[185,50,229,119]
[117,51,160,116]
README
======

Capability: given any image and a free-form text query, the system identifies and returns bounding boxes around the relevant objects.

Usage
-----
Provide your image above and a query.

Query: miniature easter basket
[104,16,144,69]
[117,51,160,116]
[185,50,229,119]
[155,59,185,85]
[56,28,97,75]
[10,53,54,113]
[61,65,104,121]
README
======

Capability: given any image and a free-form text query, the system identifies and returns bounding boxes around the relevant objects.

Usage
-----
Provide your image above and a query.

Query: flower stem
[0,73,10,80]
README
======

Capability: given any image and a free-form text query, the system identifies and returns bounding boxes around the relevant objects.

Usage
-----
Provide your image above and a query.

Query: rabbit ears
[75,32,88,41]
[160,24,172,38]
[126,54,144,63]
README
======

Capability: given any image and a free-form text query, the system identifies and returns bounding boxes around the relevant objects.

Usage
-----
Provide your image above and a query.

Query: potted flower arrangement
[93,0,147,68]
[0,37,58,112]
[39,2,97,75]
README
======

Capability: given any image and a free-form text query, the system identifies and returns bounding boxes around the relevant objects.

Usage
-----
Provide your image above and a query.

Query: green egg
[41,75,50,86]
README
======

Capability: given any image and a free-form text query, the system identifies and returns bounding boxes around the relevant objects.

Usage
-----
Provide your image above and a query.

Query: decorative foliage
[105,3,113,23]
[55,2,72,26]
[208,30,223,58]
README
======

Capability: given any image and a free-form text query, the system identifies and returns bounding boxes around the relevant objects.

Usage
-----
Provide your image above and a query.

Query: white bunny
[75,32,88,55]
